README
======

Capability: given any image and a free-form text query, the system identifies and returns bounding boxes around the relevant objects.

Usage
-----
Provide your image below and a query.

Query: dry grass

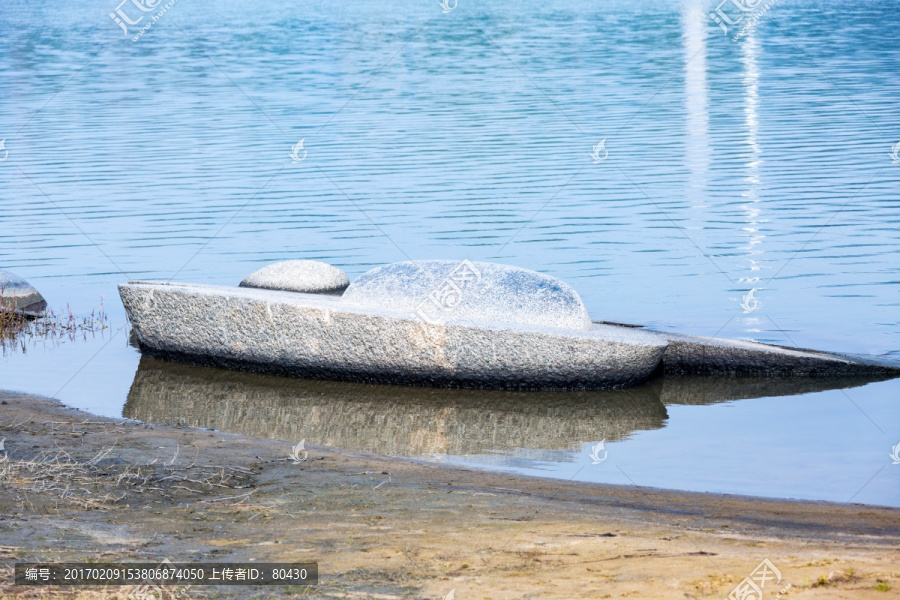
[0,446,125,510]
[0,301,28,335]
[812,568,861,588]
[0,443,256,511]
[0,296,109,354]
[0,438,275,599]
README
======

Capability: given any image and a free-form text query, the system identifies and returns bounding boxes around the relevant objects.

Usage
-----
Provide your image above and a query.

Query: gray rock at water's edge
[119,282,667,390]
[239,260,349,295]
[342,260,593,331]
[0,270,47,316]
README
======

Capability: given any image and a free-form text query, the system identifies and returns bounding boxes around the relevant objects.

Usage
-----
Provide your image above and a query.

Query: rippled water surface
[1,0,898,505]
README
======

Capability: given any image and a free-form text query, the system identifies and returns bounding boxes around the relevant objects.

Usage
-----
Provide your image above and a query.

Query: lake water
[1,0,898,506]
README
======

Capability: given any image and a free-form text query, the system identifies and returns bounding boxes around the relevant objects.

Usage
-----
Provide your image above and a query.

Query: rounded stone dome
[240,260,349,294]
[341,260,592,331]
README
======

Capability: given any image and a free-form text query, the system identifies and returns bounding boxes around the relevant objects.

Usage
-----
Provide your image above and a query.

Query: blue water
[440,383,900,507]
[0,0,898,505]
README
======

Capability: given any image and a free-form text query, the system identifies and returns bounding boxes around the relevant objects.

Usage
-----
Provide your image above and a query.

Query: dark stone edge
[661,337,900,377]
[237,281,349,296]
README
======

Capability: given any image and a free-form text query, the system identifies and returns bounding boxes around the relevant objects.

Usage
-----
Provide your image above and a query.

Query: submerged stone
[0,270,47,316]
[342,260,593,331]
[239,260,349,295]
[660,332,900,377]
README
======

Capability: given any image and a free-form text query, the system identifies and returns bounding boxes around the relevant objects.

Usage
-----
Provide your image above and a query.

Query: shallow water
[1,0,899,505]
[122,358,900,506]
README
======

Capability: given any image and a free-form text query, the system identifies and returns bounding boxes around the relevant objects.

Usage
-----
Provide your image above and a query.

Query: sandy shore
[1,390,898,599]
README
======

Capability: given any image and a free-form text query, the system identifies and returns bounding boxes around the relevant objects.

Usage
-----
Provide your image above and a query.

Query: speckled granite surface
[119,260,900,389]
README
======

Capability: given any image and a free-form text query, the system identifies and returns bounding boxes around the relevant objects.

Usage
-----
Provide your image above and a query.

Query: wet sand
[1,390,899,599]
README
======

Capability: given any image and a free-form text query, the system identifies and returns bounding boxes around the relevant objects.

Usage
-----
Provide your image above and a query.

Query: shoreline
[2,390,899,598]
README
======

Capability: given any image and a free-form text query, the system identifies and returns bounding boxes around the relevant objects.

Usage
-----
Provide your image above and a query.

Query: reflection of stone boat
[124,357,888,457]
[125,357,667,456]
[119,260,900,391]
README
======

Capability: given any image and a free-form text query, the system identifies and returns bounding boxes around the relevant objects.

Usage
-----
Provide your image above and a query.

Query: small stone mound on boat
[342,260,593,331]
[0,270,47,316]
[239,260,349,295]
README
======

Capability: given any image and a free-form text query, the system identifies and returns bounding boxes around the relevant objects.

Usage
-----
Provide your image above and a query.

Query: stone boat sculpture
[119,260,900,390]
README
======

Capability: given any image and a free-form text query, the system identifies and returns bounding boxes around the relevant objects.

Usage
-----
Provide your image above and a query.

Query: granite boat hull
[120,277,900,390]
[120,282,668,390]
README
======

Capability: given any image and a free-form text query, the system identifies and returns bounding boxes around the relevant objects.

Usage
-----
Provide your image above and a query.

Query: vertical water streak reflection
[682,1,711,215]
[739,31,766,334]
